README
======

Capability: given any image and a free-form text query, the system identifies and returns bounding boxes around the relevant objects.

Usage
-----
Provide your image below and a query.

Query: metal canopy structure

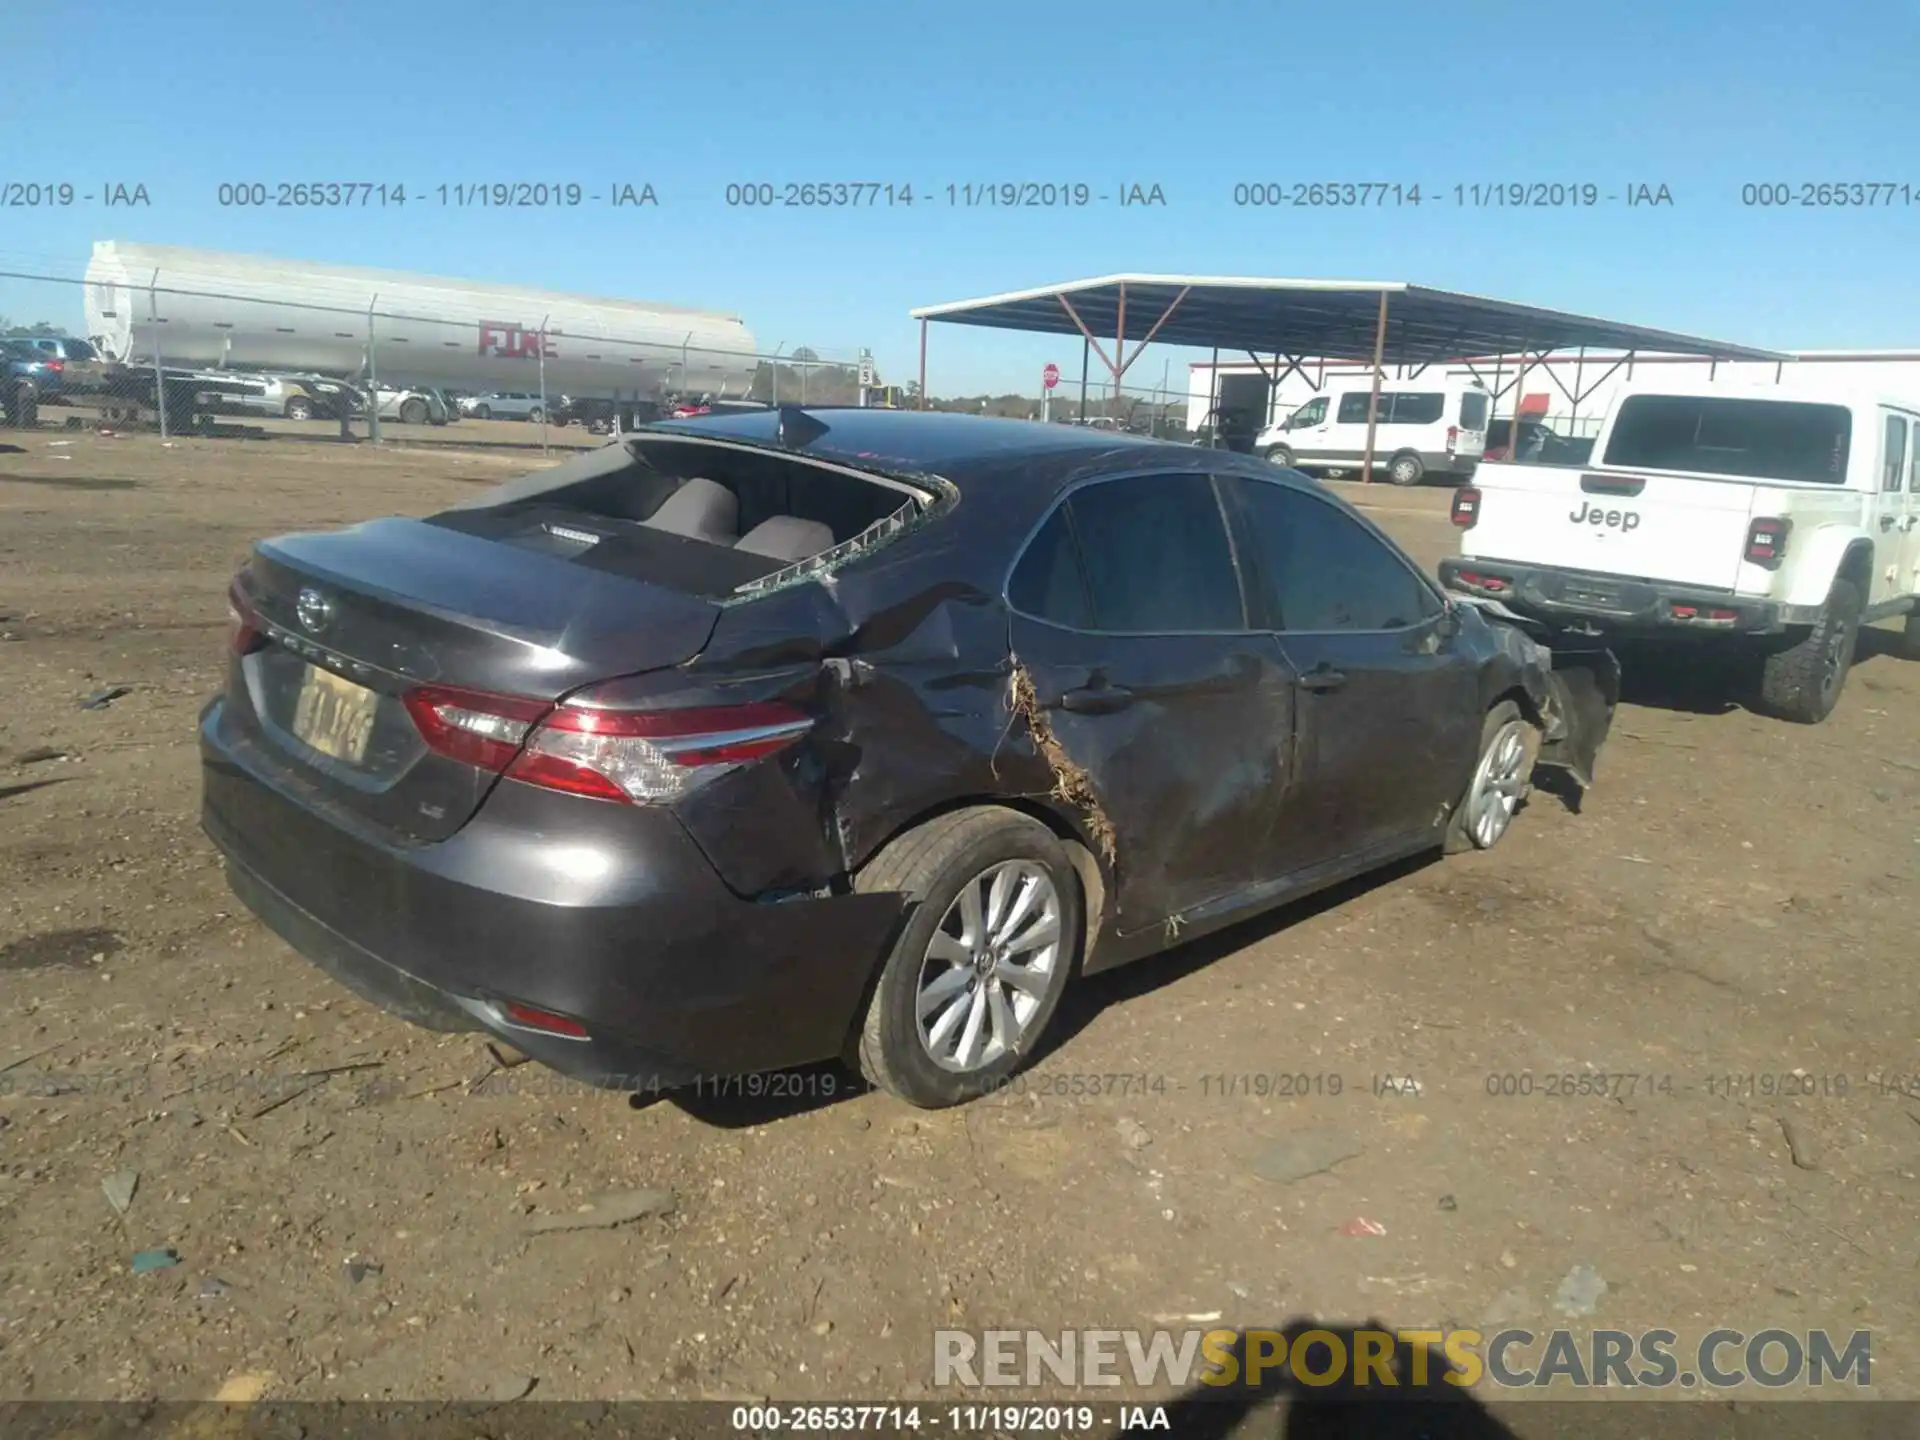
[909,273,1788,477]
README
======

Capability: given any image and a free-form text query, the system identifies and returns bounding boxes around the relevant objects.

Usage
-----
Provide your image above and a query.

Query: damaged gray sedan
[199,408,1617,1110]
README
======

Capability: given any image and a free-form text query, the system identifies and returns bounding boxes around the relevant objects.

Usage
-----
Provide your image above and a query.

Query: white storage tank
[83,240,759,398]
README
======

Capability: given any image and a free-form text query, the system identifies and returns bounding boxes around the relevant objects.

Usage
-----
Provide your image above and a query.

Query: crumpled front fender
[1458,596,1620,789]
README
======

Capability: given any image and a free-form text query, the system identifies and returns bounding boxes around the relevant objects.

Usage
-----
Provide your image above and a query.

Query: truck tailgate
[1465,464,1758,590]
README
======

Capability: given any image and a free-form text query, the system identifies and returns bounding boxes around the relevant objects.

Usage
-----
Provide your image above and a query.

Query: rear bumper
[1439,558,1811,635]
[199,697,905,1090]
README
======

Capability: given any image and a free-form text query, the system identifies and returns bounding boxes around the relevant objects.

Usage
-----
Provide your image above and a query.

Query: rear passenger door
[1221,473,1479,860]
[1006,472,1302,935]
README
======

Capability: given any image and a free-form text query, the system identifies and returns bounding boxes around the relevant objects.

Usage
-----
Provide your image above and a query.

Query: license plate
[291,665,379,765]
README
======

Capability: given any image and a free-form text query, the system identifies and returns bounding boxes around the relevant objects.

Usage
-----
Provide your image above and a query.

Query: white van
[1255,380,1491,486]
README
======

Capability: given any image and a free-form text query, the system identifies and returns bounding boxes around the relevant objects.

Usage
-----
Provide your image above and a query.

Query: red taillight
[44,359,64,373]
[498,1000,589,1039]
[1450,487,1481,528]
[227,577,264,654]
[1446,425,1459,453]
[1745,517,1790,567]
[402,684,551,772]
[1455,569,1510,594]
[402,685,813,804]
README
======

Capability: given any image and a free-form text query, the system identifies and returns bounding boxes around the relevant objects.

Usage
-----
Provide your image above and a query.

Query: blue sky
[5,0,1920,393]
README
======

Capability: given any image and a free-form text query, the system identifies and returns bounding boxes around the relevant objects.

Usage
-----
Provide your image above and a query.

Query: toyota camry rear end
[199,428,936,1090]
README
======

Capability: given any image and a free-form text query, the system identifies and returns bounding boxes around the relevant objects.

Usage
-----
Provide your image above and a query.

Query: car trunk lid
[231,516,726,841]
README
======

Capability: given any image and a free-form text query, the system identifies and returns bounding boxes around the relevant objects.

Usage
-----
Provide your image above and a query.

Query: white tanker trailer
[82,241,759,400]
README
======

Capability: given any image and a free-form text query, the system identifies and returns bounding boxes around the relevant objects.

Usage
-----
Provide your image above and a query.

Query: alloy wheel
[1463,719,1533,848]
[915,859,1062,1073]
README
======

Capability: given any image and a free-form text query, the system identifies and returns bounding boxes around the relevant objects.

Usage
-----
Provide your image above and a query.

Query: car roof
[1610,379,1920,411]
[647,407,1212,489]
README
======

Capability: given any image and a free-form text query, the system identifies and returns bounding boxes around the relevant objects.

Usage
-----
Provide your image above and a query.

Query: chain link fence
[0,258,871,447]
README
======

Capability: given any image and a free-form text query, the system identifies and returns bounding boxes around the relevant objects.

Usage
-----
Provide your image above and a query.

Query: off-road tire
[1388,451,1426,486]
[1262,443,1295,468]
[1444,700,1539,854]
[853,807,1081,1109]
[1757,579,1861,724]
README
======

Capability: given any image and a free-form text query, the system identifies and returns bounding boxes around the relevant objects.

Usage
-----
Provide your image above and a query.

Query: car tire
[853,807,1082,1109]
[527,406,544,423]
[1444,700,1540,854]
[1261,443,1294,467]
[1756,578,1861,724]
[284,396,314,421]
[1388,451,1426,486]
[474,404,493,420]
[398,398,428,425]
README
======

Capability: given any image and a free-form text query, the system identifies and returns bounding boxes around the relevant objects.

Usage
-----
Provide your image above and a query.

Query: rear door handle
[1060,684,1134,715]
[1297,665,1347,694]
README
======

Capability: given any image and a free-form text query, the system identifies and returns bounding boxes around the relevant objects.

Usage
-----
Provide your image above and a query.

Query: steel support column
[917,319,927,409]
[1357,292,1389,483]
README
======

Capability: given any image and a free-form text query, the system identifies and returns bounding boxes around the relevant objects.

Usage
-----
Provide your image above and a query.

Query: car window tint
[1008,508,1093,627]
[1065,474,1242,632]
[1288,396,1327,428]
[1883,415,1907,492]
[1230,478,1438,632]
[1385,392,1444,424]
[1336,393,1374,424]
[1459,392,1490,430]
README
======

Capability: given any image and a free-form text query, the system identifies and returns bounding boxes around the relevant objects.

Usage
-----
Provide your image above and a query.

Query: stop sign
[1042,363,1060,390]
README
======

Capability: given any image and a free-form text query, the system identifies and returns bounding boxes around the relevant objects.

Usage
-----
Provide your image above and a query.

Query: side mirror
[1435,598,1463,639]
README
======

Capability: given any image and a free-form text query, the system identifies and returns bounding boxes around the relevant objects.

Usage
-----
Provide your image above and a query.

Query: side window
[1336,392,1374,425]
[1007,507,1093,629]
[1287,396,1327,429]
[1063,474,1243,632]
[1884,415,1908,492]
[1386,392,1444,425]
[1229,477,1441,632]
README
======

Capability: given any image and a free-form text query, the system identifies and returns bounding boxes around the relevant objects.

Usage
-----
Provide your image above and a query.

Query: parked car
[0,333,108,403]
[552,395,620,433]
[1444,381,1920,723]
[2,339,51,425]
[1484,418,1594,465]
[461,391,546,421]
[1257,380,1491,485]
[202,410,1616,1109]
[208,373,360,422]
[371,384,447,426]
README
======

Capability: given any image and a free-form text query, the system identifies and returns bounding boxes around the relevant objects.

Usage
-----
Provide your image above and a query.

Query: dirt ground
[1,425,1916,1415]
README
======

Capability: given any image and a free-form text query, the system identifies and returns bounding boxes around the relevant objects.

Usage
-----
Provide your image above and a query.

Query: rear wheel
[1757,578,1860,724]
[527,406,544,423]
[398,398,428,425]
[284,395,314,421]
[474,404,493,420]
[1445,700,1540,854]
[854,808,1081,1109]
[1387,451,1426,486]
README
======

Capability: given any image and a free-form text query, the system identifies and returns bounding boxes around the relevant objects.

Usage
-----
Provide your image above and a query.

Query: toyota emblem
[295,587,334,635]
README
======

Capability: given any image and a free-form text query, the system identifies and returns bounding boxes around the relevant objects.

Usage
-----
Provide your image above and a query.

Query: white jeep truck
[1439,381,1920,723]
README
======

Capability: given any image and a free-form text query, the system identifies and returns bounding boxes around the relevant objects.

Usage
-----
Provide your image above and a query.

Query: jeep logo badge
[295,587,334,634]
[1569,501,1641,533]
